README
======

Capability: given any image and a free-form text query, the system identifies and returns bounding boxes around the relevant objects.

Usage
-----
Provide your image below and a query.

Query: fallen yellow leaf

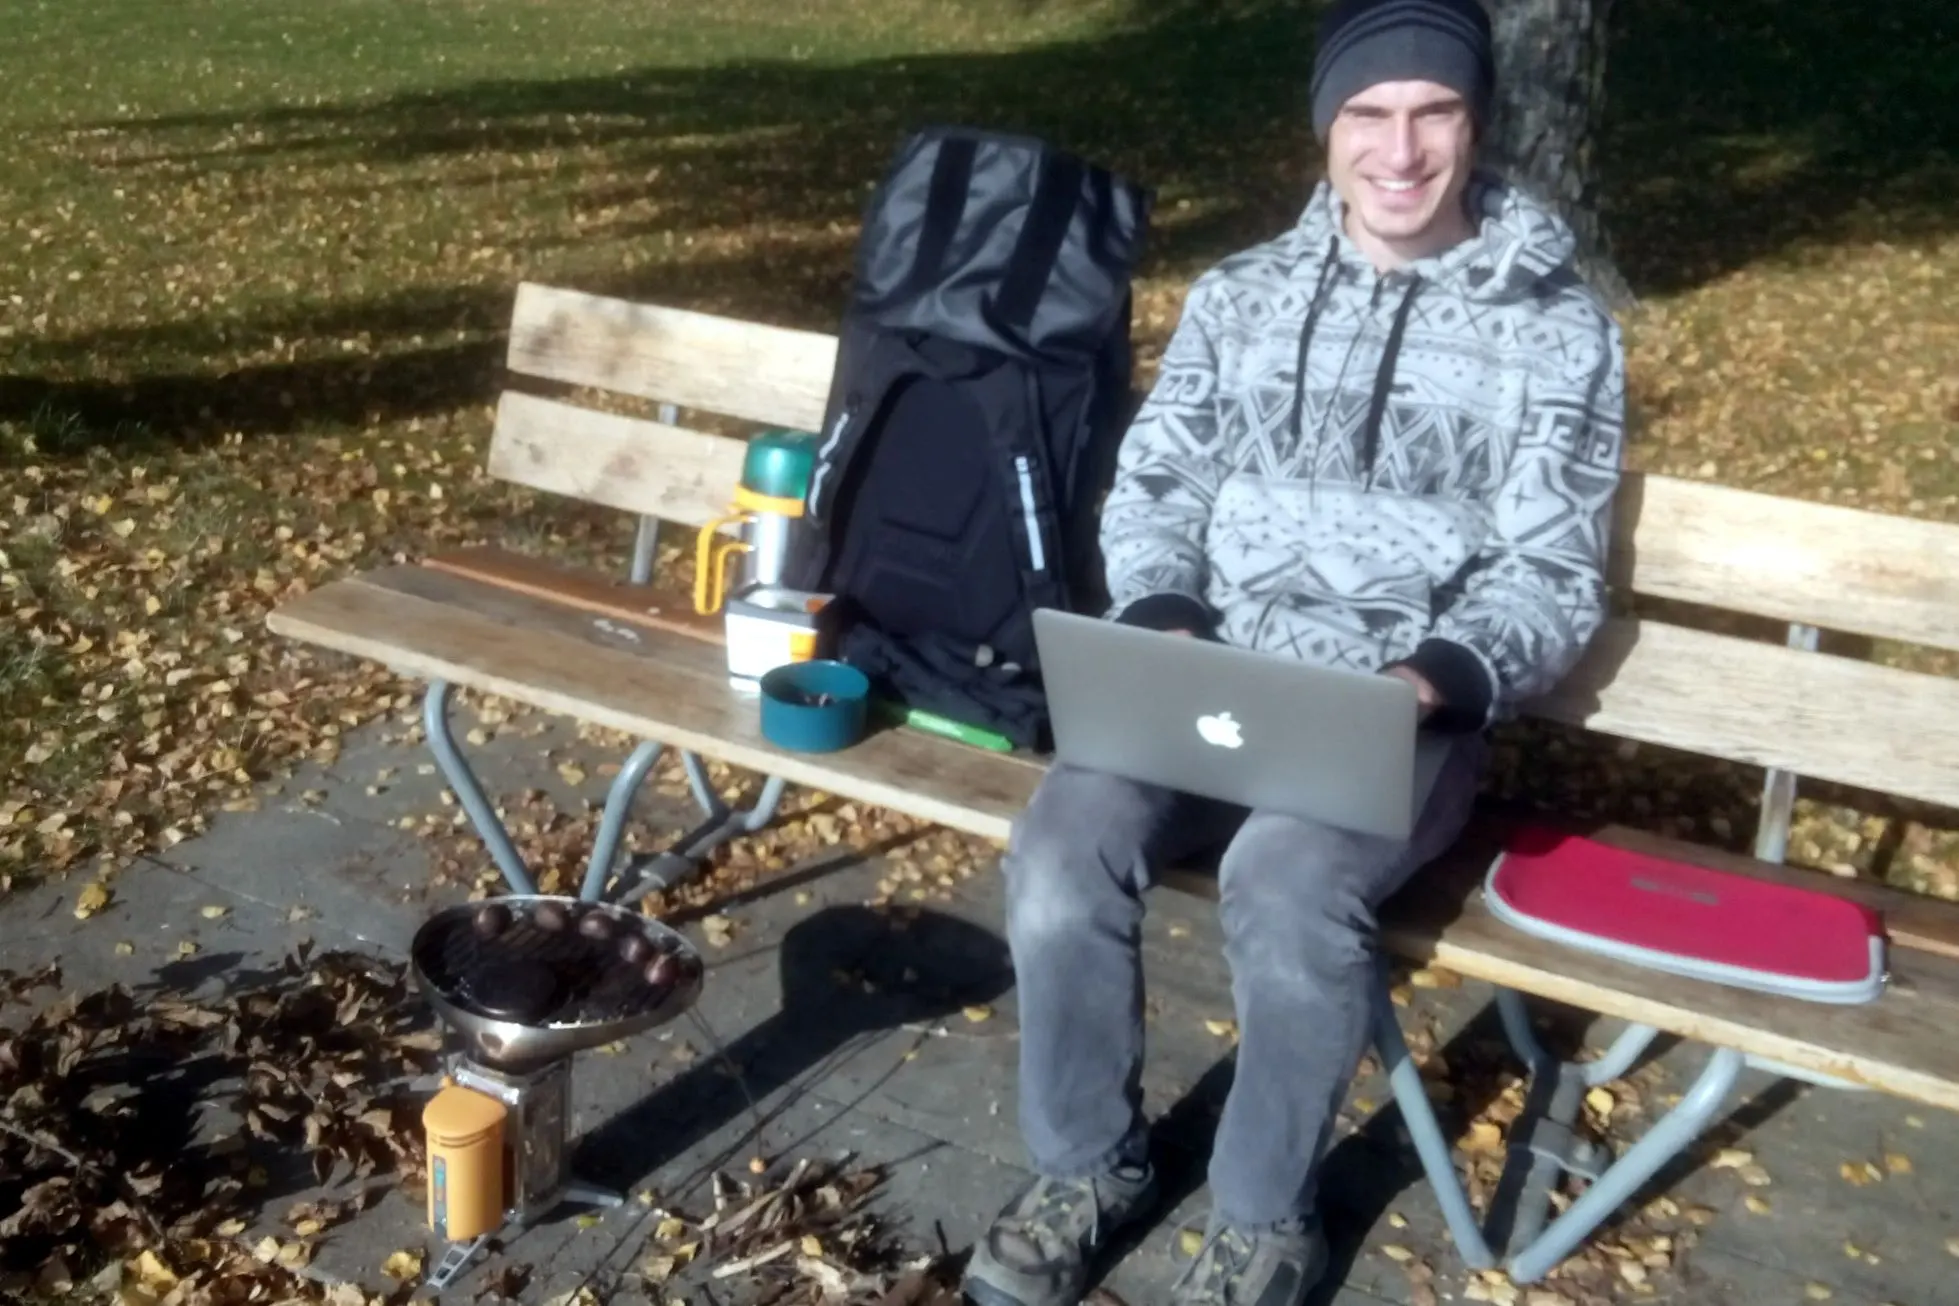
[800,1235,823,1256]
[381,1249,423,1281]
[130,1250,177,1291]
[1382,1244,1414,1263]
[175,940,198,958]
[1584,1087,1615,1117]
[1744,1195,1772,1215]
[1884,1152,1913,1174]
[654,1216,687,1241]
[1178,1229,1204,1257]
[1709,1147,1753,1170]
[74,881,111,919]
[114,941,134,956]
[200,904,229,920]
[1204,1018,1239,1040]
[1804,1284,1832,1301]
[963,1005,993,1023]
[1524,1292,1575,1306]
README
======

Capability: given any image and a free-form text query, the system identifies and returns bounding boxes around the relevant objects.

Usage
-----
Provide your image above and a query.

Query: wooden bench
[268,281,1959,1285]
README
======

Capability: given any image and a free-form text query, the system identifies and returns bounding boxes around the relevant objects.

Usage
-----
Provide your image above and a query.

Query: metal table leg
[424,680,536,896]
[1506,1045,1743,1283]
[607,755,791,908]
[1373,969,1498,1270]
[1377,971,1747,1285]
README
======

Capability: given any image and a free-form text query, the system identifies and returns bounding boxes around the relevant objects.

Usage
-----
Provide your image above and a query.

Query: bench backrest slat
[488,391,745,525]
[498,284,1959,657]
[507,282,834,433]
[1542,618,1959,809]
[1615,475,1959,655]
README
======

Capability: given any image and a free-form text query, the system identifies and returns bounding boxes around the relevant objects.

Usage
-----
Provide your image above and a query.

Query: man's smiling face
[1326,79,1477,268]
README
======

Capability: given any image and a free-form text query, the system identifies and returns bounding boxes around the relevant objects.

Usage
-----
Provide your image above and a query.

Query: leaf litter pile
[0,946,441,1304]
[0,942,959,1306]
[629,1159,962,1306]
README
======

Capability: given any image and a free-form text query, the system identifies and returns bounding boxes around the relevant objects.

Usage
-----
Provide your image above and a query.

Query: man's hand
[1383,664,1441,722]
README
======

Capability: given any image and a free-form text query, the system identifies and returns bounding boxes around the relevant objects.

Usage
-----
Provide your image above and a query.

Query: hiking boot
[1169,1215,1329,1306]
[962,1162,1159,1306]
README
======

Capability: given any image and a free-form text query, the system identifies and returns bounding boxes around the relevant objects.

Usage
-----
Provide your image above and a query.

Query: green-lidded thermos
[694,429,819,614]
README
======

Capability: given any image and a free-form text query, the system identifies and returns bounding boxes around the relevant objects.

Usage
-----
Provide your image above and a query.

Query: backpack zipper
[1014,454,1047,573]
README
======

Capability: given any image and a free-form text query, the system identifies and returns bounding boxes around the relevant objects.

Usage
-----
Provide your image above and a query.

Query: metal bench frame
[419,405,785,909]
[421,429,1875,1283]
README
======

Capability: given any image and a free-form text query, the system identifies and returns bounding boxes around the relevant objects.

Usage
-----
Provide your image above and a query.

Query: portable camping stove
[407,895,704,1293]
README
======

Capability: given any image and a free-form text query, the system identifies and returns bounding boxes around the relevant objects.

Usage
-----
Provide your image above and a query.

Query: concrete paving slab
[14,715,1959,1306]
[0,852,331,988]
[154,798,438,952]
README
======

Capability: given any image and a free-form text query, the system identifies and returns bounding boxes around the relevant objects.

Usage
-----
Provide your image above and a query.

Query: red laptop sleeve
[1484,827,1887,1005]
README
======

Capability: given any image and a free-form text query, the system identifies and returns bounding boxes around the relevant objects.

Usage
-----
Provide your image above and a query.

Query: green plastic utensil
[873,700,1016,753]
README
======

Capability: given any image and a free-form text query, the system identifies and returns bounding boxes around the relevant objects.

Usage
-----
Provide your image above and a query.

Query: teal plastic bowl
[758,660,871,753]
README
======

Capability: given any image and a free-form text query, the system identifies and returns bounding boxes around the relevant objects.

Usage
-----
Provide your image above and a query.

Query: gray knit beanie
[1310,0,1496,141]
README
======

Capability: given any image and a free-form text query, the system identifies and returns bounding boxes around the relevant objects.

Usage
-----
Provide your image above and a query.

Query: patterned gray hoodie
[1100,172,1626,731]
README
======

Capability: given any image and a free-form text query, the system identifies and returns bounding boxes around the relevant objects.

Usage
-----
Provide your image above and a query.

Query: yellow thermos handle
[694,513,753,614]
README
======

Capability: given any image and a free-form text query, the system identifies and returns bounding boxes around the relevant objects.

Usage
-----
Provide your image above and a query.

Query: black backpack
[789,127,1153,750]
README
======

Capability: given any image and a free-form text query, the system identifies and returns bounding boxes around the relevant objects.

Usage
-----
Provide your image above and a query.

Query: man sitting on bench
[961,2,1627,1304]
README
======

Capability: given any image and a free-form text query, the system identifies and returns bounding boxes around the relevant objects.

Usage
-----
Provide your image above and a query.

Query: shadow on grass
[7,0,1955,454]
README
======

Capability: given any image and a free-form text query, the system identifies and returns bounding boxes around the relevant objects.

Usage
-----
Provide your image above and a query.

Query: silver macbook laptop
[1033,608,1452,841]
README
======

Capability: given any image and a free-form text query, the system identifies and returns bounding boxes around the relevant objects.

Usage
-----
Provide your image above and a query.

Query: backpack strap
[902,134,979,299]
[994,152,1086,333]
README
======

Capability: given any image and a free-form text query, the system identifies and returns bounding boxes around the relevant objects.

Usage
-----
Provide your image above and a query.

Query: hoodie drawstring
[1359,277,1422,485]
[1285,237,1342,448]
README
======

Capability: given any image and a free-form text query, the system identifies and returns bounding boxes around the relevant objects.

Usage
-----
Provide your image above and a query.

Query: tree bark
[1484,0,1633,310]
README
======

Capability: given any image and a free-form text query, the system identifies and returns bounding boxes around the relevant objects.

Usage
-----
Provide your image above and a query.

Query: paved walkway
[5,706,1952,1306]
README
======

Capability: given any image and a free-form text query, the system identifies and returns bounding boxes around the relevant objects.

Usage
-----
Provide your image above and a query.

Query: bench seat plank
[270,565,1045,837]
[410,547,1959,964]
[269,563,1959,1111]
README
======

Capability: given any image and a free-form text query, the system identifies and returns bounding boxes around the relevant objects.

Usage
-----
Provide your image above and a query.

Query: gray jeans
[1000,735,1486,1227]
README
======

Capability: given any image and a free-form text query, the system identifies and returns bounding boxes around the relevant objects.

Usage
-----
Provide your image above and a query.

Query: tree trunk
[1484,0,1633,310]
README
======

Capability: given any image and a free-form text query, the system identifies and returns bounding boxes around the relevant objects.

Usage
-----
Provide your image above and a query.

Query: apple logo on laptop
[1196,711,1244,750]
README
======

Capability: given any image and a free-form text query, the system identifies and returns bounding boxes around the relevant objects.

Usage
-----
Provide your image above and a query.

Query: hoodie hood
[1298,169,1581,303]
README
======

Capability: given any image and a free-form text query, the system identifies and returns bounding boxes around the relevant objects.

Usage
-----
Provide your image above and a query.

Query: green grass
[1,0,1956,890]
